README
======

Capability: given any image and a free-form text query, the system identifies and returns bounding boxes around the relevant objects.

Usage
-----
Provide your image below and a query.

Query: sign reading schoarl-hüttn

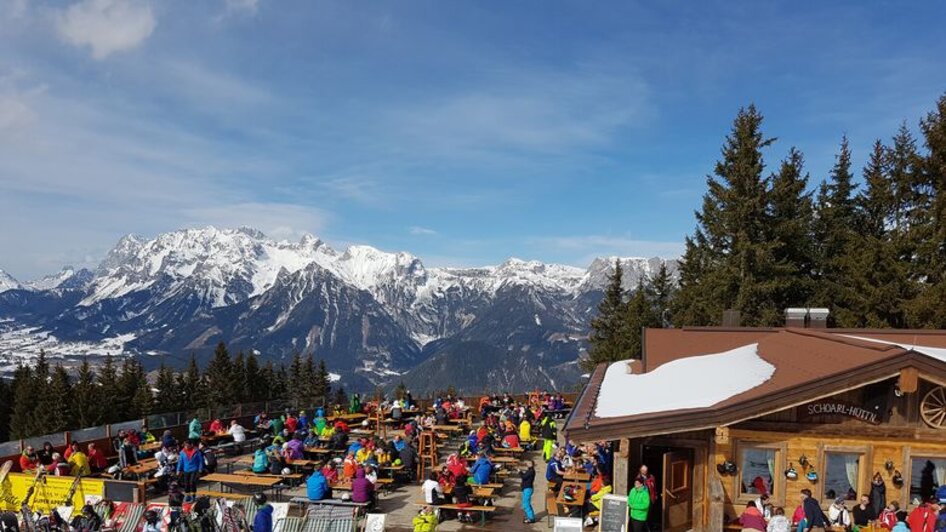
[797,400,882,425]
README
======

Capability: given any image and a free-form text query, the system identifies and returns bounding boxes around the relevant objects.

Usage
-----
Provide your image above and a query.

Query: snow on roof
[840,335,946,363]
[594,343,775,418]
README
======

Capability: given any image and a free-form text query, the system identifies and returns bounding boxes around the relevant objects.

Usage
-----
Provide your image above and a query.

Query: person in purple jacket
[738,501,767,532]
[351,467,375,506]
[285,434,305,461]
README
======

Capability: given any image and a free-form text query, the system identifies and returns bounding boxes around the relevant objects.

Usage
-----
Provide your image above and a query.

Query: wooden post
[708,474,725,532]
[614,438,630,496]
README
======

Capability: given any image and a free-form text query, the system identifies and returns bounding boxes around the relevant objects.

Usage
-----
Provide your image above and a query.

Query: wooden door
[662,450,693,532]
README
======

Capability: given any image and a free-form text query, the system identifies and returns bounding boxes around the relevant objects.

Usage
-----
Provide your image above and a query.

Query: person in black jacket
[852,494,875,527]
[801,489,827,531]
[520,460,536,524]
[399,442,418,482]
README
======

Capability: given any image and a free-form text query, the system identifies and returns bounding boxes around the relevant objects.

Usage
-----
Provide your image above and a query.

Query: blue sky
[1,0,945,279]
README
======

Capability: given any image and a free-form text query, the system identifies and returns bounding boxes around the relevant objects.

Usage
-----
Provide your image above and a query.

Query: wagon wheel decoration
[921,386,946,429]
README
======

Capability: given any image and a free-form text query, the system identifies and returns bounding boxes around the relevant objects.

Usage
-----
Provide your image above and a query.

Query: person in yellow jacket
[518,419,532,447]
[413,506,438,532]
[590,480,613,510]
[355,446,372,464]
[67,448,91,476]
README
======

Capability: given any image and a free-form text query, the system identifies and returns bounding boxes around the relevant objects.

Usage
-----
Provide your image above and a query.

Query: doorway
[640,445,695,532]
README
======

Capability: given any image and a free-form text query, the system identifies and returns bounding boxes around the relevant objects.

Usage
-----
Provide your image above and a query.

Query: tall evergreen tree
[232,351,247,404]
[43,364,74,432]
[314,360,331,406]
[73,359,100,428]
[116,359,145,421]
[674,105,780,326]
[583,260,630,371]
[0,378,12,442]
[624,279,658,359]
[648,263,676,326]
[205,342,235,410]
[768,147,816,311]
[177,354,205,410]
[96,355,120,423]
[243,353,264,402]
[9,364,36,439]
[845,141,911,327]
[153,363,179,413]
[910,93,946,327]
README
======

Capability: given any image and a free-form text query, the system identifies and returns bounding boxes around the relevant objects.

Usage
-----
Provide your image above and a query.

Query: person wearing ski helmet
[253,493,273,532]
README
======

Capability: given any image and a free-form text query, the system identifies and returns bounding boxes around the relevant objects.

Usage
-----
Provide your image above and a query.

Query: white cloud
[225,0,259,15]
[56,0,156,60]
[409,226,437,236]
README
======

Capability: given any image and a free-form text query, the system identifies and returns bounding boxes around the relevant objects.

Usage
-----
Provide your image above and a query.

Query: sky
[1,0,945,280]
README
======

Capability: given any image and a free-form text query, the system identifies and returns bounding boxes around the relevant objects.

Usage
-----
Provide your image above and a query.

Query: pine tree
[0,378,11,442]
[97,355,120,423]
[583,260,630,371]
[177,354,205,410]
[9,364,36,439]
[130,369,153,418]
[648,263,676,326]
[910,93,946,327]
[259,361,278,401]
[42,364,74,432]
[394,381,407,400]
[73,359,100,428]
[286,353,303,404]
[674,105,780,326]
[768,147,816,311]
[232,351,247,404]
[244,353,264,402]
[314,360,330,406]
[205,342,235,410]
[333,387,348,408]
[116,359,145,421]
[153,363,179,413]
[624,279,658,359]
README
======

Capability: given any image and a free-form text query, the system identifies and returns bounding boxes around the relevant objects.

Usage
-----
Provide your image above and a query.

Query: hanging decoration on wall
[806,469,819,482]
[717,460,737,476]
[892,470,904,487]
[785,464,799,481]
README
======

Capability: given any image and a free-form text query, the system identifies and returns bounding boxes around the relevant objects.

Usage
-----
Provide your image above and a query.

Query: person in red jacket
[19,447,38,472]
[907,498,940,532]
[87,443,108,473]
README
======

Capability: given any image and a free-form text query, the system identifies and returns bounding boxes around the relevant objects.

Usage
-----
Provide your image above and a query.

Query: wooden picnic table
[201,472,284,497]
[431,425,463,433]
[492,446,525,453]
[123,458,158,478]
[304,446,338,455]
[556,482,587,517]
[139,441,161,452]
[327,413,367,422]
[464,455,519,464]
[563,470,591,482]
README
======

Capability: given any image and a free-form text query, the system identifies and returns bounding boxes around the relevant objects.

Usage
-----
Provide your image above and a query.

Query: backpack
[203,450,217,470]
[252,450,269,473]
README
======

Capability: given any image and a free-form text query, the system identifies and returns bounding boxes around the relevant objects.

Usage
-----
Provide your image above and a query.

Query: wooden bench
[288,497,371,517]
[197,489,251,500]
[412,501,496,525]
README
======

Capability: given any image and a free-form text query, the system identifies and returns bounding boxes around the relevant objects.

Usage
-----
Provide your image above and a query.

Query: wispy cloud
[183,202,329,242]
[224,0,259,15]
[55,0,156,60]
[409,226,437,236]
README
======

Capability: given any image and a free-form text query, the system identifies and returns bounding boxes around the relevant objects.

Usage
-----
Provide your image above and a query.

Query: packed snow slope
[0,226,677,392]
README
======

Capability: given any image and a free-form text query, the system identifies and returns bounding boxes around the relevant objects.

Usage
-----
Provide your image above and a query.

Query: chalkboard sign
[598,494,628,532]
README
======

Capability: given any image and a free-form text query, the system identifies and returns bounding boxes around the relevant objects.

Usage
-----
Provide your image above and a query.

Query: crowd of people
[736,486,946,532]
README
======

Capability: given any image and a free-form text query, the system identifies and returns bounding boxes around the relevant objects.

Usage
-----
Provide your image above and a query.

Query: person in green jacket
[188,416,202,441]
[627,478,651,532]
[349,393,361,414]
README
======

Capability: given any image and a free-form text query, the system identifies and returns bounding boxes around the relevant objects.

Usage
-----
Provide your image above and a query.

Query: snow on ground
[0,325,137,371]
[594,343,775,418]
[840,335,946,363]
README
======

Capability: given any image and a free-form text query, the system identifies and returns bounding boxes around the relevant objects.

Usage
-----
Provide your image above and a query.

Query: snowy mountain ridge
[0,226,678,391]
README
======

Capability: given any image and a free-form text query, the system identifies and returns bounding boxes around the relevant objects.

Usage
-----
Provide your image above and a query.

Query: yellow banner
[0,472,105,513]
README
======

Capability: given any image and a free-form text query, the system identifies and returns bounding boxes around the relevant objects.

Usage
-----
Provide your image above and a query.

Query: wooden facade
[564,327,946,532]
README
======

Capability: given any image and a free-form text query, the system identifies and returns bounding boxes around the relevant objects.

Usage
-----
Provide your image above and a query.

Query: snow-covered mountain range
[0,227,677,392]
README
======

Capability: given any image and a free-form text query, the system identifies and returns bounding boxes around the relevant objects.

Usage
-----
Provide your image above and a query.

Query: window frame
[903,448,946,509]
[818,445,871,506]
[733,439,786,506]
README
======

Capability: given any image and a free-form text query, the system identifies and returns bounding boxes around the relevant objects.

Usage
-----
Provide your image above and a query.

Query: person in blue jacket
[188,416,202,441]
[252,446,270,474]
[176,440,205,502]
[252,493,273,532]
[306,466,331,501]
[470,452,493,485]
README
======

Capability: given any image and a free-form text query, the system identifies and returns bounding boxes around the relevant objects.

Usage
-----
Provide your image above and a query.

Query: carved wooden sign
[797,399,882,425]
